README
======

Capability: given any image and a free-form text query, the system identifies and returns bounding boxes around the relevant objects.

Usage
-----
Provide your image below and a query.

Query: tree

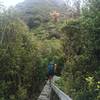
[60,0,100,99]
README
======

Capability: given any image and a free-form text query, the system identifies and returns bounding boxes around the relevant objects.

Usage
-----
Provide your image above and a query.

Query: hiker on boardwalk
[48,62,54,82]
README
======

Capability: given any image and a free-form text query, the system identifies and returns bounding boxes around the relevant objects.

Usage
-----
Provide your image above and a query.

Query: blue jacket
[48,64,54,75]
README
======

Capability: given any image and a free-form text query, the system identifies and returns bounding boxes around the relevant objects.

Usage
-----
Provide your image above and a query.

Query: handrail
[38,76,72,100]
[51,83,72,100]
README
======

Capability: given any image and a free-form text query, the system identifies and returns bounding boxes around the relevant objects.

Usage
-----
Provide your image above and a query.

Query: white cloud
[0,0,24,7]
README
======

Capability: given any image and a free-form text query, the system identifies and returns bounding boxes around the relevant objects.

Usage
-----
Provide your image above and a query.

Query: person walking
[48,62,54,85]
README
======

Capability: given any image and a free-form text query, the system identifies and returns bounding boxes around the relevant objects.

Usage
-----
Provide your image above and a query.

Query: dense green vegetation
[56,0,100,100]
[0,0,100,100]
[0,6,63,100]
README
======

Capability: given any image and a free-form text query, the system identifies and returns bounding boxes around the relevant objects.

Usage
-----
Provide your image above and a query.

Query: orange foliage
[50,10,60,22]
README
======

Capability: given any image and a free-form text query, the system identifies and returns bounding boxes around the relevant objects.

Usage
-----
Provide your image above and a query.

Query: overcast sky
[0,0,24,7]
[0,0,81,8]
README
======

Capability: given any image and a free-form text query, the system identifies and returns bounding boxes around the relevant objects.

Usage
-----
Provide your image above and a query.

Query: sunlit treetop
[50,10,60,22]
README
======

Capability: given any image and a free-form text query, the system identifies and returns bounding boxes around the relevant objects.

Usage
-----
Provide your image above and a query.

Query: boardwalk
[38,81,51,100]
[38,76,60,100]
[38,76,72,100]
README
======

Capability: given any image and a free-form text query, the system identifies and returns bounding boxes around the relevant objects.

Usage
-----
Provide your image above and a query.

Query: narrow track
[38,81,51,100]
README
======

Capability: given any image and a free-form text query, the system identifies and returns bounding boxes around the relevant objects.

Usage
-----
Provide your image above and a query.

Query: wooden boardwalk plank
[38,81,51,100]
